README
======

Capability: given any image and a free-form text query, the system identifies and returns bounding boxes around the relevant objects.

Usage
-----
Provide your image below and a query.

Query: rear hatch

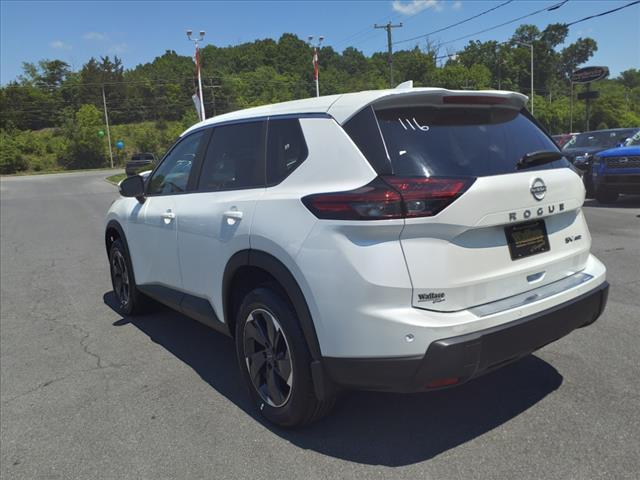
[347,93,590,312]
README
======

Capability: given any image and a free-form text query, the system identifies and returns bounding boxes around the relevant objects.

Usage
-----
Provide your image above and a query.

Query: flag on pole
[194,45,200,77]
[192,93,202,119]
[312,48,319,81]
[193,44,206,120]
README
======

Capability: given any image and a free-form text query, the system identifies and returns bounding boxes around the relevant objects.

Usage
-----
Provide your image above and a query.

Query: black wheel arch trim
[223,249,322,362]
[105,220,140,287]
[105,221,128,258]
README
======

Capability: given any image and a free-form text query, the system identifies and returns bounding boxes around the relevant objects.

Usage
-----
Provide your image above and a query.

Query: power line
[437,0,569,47]
[433,0,637,64]
[332,8,408,50]
[393,0,515,46]
[566,0,640,26]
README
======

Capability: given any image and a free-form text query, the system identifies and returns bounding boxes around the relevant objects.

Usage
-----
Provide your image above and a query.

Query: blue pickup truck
[591,131,640,203]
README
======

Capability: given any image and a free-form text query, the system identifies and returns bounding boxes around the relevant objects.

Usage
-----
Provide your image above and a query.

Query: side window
[147,131,204,195]
[266,118,308,185]
[198,122,265,191]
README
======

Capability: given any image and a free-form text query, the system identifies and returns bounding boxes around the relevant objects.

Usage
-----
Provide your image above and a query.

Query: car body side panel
[176,188,263,320]
[250,117,380,346]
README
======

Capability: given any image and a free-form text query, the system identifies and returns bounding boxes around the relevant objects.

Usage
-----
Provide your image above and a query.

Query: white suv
[106,87,609,426]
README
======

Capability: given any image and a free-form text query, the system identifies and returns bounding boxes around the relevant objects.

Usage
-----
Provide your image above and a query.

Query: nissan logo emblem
[530,178,546,201]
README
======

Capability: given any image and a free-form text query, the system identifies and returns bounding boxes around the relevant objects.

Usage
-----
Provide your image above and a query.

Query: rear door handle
[161,209,176,224]
[223,209,243,225]
[223,210,243,220]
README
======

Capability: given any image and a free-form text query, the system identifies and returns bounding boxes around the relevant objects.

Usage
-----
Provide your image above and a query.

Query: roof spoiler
[395,80,413,89]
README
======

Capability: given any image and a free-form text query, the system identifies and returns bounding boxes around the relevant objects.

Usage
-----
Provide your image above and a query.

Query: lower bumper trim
[323,281,609,393]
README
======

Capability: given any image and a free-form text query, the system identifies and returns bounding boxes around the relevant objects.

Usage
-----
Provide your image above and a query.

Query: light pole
[500,40,534,114]
[308,35,324,97]
[187,29,206,121]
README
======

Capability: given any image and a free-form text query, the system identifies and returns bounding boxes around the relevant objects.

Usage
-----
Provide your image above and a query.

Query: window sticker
[398,117,430,132]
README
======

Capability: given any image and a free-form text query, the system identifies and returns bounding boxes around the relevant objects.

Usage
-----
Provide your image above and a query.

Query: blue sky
[1,0,639,84]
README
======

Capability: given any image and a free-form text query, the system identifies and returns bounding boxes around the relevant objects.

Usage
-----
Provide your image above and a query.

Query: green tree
[63,104,106,169]
[0,130,29,174]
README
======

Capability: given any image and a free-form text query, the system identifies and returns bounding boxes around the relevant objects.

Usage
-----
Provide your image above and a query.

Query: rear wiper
[517,150,563,170]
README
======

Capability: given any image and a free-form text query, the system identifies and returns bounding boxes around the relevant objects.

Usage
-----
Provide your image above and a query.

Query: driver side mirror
[119,175,146,202]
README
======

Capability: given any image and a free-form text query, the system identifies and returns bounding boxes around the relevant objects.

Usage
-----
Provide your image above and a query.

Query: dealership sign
[571,66,609,84]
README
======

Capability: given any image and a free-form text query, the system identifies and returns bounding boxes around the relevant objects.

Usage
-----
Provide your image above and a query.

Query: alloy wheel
[111,250,130,308]
[243,308,293,407]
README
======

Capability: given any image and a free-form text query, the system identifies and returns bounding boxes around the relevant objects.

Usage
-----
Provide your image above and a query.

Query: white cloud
[452,1,462,10]
[50,40,71,50]
[392,0,443,15]
[108,43,128,54]
[83,31,107,41]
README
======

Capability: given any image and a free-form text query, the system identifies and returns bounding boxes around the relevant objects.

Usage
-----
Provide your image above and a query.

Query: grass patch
[106,173,126,185]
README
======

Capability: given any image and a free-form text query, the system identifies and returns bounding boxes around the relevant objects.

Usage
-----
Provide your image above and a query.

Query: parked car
[591,130,640,203]
[125,152,156,176]
[562,128,640,195]
[106,87,608,426]
[552,133,577,148]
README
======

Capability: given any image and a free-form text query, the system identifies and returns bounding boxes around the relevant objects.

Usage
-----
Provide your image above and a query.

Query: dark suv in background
[562,128,640,195]
[125,152,156,176]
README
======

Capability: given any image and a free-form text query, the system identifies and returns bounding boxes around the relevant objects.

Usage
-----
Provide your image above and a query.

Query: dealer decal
[418,292,446,303]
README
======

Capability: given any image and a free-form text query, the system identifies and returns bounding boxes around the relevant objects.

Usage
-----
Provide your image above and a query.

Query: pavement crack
[1,363,129,406]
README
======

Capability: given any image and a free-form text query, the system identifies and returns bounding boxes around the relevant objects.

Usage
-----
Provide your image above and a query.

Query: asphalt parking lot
[1,170,639,480]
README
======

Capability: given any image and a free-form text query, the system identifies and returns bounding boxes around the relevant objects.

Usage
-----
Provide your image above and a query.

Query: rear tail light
[302,176,474,220]
[302,178,403,220]
[384,176,474,217]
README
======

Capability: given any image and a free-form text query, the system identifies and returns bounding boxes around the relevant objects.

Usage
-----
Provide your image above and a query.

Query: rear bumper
[323,281,609,393]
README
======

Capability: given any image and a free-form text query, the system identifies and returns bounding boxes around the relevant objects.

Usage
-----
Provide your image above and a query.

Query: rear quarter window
[266,118,308,185]
[373,106,569,177]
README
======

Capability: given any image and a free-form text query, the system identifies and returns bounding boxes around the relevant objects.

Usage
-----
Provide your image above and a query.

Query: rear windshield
[375,107,568,177]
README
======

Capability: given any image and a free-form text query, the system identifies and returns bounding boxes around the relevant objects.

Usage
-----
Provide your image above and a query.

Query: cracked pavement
[1,171,639,479]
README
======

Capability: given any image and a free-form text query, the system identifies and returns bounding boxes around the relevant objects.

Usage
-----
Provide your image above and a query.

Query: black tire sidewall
[109,239,136,316]
[235,287,317,427]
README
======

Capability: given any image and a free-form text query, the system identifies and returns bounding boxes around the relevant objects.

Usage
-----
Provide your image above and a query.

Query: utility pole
[101,84,114,169]
[187,29,206,121]
[205,79,222,117]
[308,35,324,97]
[374,22,402,87]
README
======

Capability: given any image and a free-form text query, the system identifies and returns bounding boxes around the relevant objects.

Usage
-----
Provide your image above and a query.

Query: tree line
[1,24,639,174]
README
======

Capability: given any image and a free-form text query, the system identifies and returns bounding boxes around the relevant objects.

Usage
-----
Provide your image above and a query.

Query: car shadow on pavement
[105,291,563,467]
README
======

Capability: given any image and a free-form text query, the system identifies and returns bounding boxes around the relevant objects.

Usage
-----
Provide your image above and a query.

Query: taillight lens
[302,176,474,220]
[383,176,474,217]
[302,178,403,220]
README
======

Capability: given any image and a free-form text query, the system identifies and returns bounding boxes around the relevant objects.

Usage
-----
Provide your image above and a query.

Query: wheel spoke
[274,356,292,386]
[265,368,285,406]
[247,352,266,382]
[264,312,277,346]
[244,319,268,348]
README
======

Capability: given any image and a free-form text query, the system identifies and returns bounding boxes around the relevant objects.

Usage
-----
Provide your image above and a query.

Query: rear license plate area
[505,220,550,260]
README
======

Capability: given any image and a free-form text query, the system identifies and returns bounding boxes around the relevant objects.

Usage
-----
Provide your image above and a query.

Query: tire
[584,176,595,198]
[109,239,153,316]
[595,189,619,204]
[235,285,335,427]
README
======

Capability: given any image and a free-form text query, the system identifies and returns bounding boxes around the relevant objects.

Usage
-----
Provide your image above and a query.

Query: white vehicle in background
[105,86,609,427]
